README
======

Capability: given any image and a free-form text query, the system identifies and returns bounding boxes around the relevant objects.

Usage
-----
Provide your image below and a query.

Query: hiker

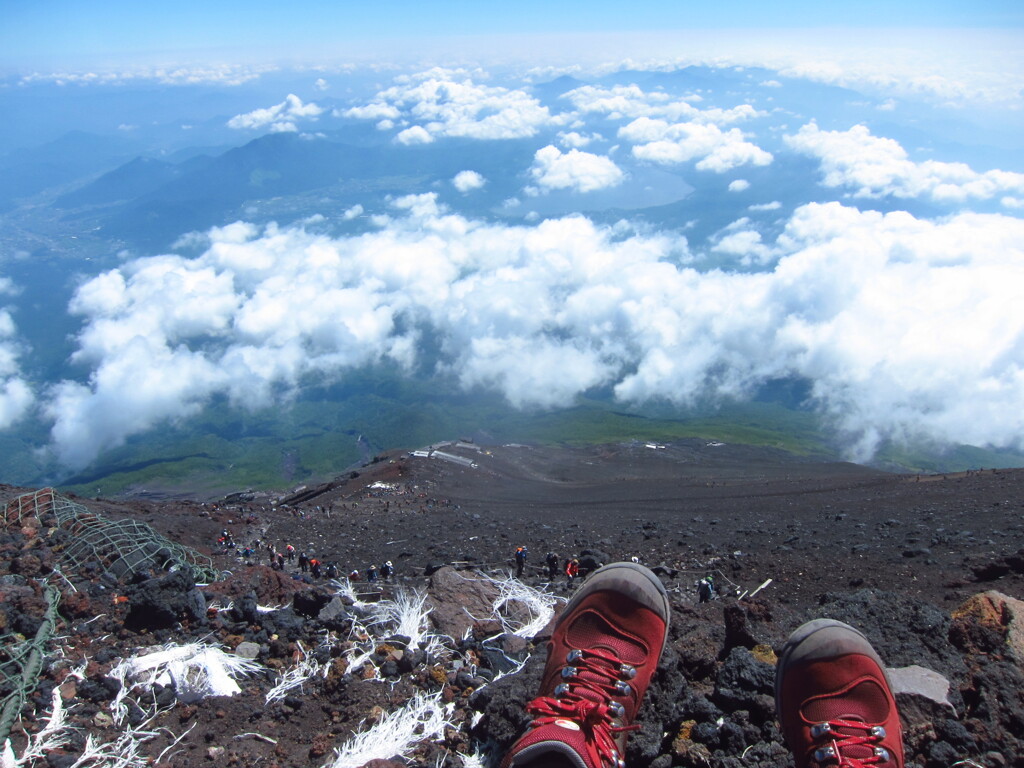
[309,558,321,578]
[515,546,528,577]
[275,552,285,570]
[298,551,309,573]
[564,558,580,584]
[367,564,379,582]
[349,569,360,581]
[381,560,394,580]
[499,562,905,768]
[697,574,715,603]
[286,544,295,561]
[325,562,339,579]
[545,552,559,580]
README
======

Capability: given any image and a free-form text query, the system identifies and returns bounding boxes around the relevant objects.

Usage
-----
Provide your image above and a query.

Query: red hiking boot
[501,562,670,768]
[775,619,904,768]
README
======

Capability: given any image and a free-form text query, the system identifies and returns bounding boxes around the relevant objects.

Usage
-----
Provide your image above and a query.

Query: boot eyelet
[561,666,577,679]
[567,649,583,662]
[810,722,832,738]
[618,664,636,680]
[813,746,835,762]
[554,683,571,697]
[874,747,890,761]
[608,701,625,717]
[614,681,631,695]
[870,726,887,739]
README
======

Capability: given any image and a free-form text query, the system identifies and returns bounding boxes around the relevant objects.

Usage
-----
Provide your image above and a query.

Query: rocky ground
[1,438,1023,768]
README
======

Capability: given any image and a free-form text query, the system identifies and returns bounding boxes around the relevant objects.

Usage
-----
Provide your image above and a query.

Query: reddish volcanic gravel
[1,439,1023,768]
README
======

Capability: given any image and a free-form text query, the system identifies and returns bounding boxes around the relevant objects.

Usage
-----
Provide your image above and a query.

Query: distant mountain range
[0,130,142,210]
[36,131,544,248]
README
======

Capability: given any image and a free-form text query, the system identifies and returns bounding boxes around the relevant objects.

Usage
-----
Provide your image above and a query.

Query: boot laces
[809,719,893,767]
[525,647,637,768]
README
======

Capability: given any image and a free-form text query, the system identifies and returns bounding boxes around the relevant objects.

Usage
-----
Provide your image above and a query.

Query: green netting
[0,583,59,747]
[0,490,220,748]
[4,488,219,585]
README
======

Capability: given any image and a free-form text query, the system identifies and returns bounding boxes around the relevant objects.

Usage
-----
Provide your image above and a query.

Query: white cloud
[528,145,625,193]
[621,117,773,173]
[395,125,433,145]
[227,94,324,132]
[20,64,272,87]
[314,78,329,91]
[42,199,1024,469]
[773,42,1023,108]
[785,123,1024,203]
[765,204,1024,458]
[564,84,697,121]
[728,179,750,192]
[711,218,773,266]
[559,131,600,149]
[749,201,782,211]
[452,170,486,193]
[15,32,1023,108]
[345,68,557,142]
[563,84,762,126]
[341,103,400,121]
[0,282,35,430]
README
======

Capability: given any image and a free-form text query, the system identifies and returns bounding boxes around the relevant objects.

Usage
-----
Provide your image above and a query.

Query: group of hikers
[219,530,395,583]
[515,546,717,601]
[278,546,396,583]
[221,532,715,600]
[515,547,582,582]
[277,546,396,583]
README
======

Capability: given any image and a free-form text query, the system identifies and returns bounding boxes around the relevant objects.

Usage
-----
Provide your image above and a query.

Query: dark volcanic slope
[168,439,1022,614]
[25,436,1022,617]
[3,439,1023,768]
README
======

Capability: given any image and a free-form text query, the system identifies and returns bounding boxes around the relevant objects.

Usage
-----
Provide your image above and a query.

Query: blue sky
[1,0,1023,477]
[3,0,1022,69]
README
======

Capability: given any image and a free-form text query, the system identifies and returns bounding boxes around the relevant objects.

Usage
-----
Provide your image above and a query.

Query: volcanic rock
[123,570,205,631]
[949,590,1024,662]
[425,567,502,639]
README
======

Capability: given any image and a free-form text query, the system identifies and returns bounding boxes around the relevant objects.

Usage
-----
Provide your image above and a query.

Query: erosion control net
[3,488,219,585]
[0,584,59,750]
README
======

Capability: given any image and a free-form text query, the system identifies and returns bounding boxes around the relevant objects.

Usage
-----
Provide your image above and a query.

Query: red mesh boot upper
[502,565,669,768]
[778,650,904,768]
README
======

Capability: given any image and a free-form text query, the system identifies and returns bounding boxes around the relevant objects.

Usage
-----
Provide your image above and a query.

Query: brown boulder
[203,565,308,604]
[425,567,502,639]
[950,591,1024,663]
